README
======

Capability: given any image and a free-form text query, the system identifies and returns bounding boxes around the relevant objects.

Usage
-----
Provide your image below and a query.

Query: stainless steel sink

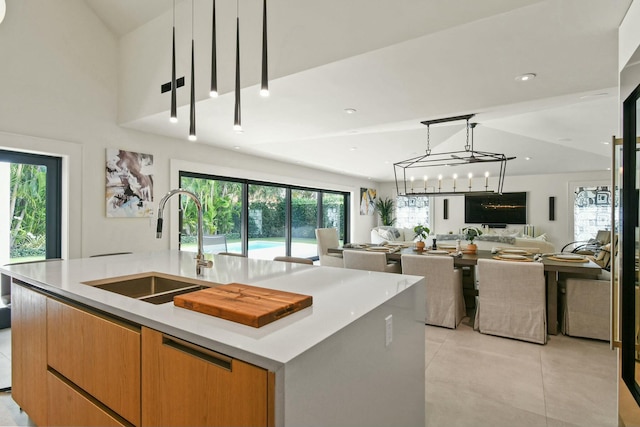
[83,273,211,305]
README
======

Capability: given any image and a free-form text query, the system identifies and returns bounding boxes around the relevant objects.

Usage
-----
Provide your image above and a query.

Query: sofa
[370,226,556,253]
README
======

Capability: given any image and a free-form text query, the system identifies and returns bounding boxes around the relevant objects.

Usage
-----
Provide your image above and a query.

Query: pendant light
[188,0,197,141]
[209,0,218,98]
[233,0,242,132]
[260,0,269,97]
[170,0,177,123]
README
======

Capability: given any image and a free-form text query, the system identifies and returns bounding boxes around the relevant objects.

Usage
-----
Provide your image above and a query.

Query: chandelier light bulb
[209,90,218,98]
[188,134,197,142]
[260,88,269,97]
[169,116,178,124]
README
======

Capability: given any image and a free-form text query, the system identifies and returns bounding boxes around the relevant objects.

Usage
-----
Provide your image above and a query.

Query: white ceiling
[85,0,631,182]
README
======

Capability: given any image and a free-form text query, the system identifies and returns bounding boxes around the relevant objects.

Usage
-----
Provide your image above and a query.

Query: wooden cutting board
[173,283,313,328]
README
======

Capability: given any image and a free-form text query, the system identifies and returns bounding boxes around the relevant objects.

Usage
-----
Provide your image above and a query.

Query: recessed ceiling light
[515,73,536,82]
[344,108,357,114]
[349,147,357,151]
[606,167,611,171]
[525,157,532,160]
[233,146,241,150]
[602,141,610,145]
[557,137,572,142]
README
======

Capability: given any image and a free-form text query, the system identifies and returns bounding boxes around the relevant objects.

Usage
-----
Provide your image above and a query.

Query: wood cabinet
[47,370,128,427]
[141,327,274,427]
[11,281,48,427]
[46,298,141,426]
[11,281,275,427]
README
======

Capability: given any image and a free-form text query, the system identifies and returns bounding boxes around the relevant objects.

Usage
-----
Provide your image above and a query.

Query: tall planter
[374,197,396,226]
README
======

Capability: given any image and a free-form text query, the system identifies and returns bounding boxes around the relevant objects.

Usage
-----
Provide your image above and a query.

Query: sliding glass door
[248,184,286,259]
[179,171,349,260]
[0,150,61,264]
[292,190,319,258]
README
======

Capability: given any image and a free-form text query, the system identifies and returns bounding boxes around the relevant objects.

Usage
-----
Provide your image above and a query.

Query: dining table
[328,244,603,335]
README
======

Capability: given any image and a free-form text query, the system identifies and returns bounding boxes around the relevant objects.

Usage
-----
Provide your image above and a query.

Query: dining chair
[401,254,465,328]
[343,250,401,273]
[315,228,344,268]
[474,259,547,344]
[202,235,228,254]
[561,276,610,341]
[273,256,314,265]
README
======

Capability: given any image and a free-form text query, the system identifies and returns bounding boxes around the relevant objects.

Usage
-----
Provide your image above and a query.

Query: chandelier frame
[393,114,515,197]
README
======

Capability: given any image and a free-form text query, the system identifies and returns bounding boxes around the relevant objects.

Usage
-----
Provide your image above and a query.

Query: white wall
[378,170,612,251]
[0,1,376,258]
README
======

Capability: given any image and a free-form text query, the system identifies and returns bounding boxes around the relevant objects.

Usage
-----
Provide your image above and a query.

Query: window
[573,185,612,242]
[395,196,430,229]
[0,150,62,264]
[179,172,349,260]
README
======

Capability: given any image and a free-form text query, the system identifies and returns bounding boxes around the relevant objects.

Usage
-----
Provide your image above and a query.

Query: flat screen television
[464,192,527,225]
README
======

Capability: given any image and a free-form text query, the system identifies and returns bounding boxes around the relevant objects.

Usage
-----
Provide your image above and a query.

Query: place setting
[492,253,535,262]
[545,253,589,263]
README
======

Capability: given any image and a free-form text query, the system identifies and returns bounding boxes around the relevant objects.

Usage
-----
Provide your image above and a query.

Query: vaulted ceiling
[85,0,631,181]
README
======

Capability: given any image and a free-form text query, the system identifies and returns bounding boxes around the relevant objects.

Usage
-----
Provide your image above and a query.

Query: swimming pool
[227,241,284,251]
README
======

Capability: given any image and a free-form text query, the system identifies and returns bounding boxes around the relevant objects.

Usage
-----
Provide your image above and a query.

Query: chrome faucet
[156,188,212,275]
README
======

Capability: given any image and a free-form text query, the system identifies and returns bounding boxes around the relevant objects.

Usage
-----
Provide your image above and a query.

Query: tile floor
[426,318,617,427]
[0,322,620,427]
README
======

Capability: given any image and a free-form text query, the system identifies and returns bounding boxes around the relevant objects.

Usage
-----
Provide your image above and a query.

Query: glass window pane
[573,186,611,242]
[179,176,243,255]
[395,196,430,229]
[3,163,47,263]
[322,193,345,245]
[291,190,318,258]
[248,184,286,260]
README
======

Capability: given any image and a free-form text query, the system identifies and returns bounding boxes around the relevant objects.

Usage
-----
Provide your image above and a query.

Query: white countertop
[0,251,422,370]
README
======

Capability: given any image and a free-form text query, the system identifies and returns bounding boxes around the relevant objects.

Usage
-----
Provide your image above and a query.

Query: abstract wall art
[106,148,154,217]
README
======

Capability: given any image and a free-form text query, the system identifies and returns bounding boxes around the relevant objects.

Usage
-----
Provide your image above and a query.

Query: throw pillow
[378,229,394,241]
[388,227,401,240]
[534,233,548,241]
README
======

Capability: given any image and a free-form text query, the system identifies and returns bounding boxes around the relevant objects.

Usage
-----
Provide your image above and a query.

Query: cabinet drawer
[47,370,130,427]
[141,327,274,427]
[47,298,141,426]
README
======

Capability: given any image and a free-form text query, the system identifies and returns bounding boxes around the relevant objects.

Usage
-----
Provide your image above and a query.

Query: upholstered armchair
[401,254,465,328]
[561,276,610,341]
[315,228,344,268]
[474,259,547,344]
[343,250,401,273]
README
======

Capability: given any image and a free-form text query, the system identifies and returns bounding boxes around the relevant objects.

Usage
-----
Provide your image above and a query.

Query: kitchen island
[0,251,425,427]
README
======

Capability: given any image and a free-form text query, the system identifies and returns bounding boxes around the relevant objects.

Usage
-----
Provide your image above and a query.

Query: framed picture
[360,187,376,215]
[106,148,154,217]
[595,191,610,205]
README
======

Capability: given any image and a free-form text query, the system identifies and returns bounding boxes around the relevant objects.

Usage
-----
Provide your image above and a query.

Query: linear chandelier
[163,0,269,139]
[394,114,515,197]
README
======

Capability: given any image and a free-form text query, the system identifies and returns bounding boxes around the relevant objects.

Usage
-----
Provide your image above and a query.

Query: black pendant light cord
[210,0,217,97]
[170,0,177,122]
[261,0,268,97]
[189,0,197,140]
[234,0,241,131]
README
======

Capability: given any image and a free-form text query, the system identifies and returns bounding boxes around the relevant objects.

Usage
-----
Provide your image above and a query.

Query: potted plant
[374,197,396,226]
[413,225,430,251]
[462,226,482,253]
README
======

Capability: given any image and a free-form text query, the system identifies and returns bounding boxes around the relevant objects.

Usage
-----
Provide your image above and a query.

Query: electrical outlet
[385,315,393,347]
